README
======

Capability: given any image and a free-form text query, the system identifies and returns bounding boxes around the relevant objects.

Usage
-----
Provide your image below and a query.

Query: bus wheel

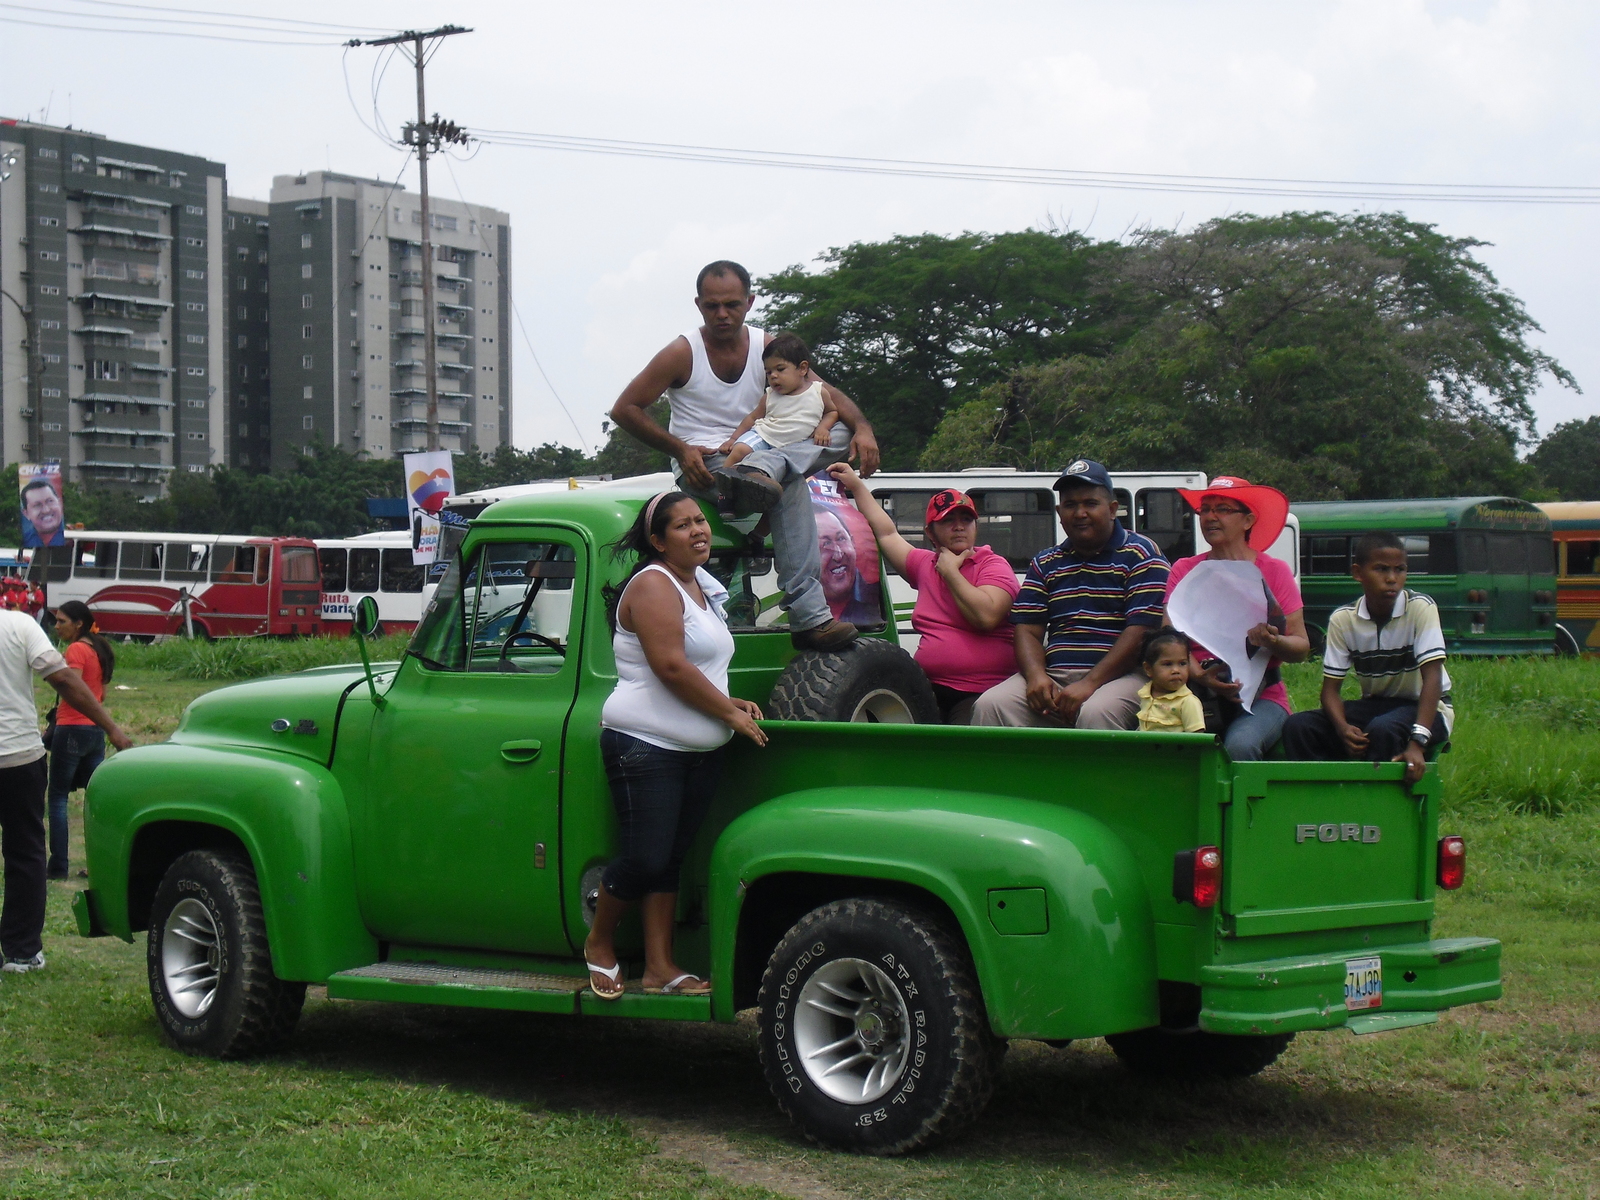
[1554,624,1581,657]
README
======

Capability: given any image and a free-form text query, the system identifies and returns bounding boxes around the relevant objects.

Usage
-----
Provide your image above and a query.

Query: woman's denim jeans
[1223,700,1289,762]
[47,725,104,875]
[599,728,724,903]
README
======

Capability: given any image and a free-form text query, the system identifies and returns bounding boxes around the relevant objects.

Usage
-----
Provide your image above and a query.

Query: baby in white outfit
[713,333,840,517]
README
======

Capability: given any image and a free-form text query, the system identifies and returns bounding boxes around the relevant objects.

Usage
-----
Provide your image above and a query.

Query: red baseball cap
[926,488,977,524]
[1175,476,1290,553]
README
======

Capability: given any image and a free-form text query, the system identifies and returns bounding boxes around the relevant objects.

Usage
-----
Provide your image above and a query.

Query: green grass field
[0,654,1596,1198]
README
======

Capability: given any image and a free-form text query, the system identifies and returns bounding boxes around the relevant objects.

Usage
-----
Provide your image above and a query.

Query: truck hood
[171,663,395,766]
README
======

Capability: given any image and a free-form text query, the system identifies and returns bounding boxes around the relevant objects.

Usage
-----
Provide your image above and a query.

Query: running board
[325,961,711,1020]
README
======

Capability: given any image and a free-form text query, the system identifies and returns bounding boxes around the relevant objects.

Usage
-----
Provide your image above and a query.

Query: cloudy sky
[5,0,1596,455]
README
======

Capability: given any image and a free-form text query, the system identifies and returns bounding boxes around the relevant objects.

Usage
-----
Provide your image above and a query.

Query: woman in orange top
[45,601,116,879]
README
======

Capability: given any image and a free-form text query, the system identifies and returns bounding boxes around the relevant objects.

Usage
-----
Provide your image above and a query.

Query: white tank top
[754,380,826,447]
[667,326,766,450]
[601,563,736,752]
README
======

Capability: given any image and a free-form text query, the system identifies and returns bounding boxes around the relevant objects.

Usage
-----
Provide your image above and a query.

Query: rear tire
[147,849,304,1059]
[1106,1027,1293,1079]
[757,898,1000,1155]
[770,640,938,724]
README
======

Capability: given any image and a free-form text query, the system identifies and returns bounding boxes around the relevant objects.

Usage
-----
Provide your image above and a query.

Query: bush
[115,634,412,682]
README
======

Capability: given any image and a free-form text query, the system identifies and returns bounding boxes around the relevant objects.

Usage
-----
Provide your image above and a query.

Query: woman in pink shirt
[829,465,1019,724]
[1166,476,1310,761]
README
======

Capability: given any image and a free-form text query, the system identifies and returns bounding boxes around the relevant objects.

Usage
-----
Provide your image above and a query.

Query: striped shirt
[1324,590,1454,732]
[1012,524,1170,671]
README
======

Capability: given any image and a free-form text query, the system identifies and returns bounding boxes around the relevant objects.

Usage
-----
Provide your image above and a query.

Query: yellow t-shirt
[1136,681,1206,733]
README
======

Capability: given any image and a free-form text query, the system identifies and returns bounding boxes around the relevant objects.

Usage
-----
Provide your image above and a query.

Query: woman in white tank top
[586,491,767,1000]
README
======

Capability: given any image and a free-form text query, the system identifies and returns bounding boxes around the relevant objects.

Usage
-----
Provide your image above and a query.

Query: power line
[474,128,1600,206]
[66,0,392,31]
[0,0,375,36]
[0,12,337,43]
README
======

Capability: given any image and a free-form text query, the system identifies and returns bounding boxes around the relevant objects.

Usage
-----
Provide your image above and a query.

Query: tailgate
[1222,761,1435,937]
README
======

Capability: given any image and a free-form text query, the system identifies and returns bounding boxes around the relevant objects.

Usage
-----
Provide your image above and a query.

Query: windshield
[280,546,320,584]
[408,540,576,672]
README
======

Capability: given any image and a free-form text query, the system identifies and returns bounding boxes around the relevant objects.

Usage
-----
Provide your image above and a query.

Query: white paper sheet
[1165,559,1273,713]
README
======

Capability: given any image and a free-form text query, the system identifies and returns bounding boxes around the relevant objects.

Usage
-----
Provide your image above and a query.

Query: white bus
[313,531,430,635]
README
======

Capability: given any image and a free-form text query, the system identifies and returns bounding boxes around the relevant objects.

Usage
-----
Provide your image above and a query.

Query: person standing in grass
[0,606,131,974]
[45,601,116,880]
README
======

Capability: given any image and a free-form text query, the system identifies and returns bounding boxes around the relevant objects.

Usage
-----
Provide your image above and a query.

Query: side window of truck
[409,540,578,673]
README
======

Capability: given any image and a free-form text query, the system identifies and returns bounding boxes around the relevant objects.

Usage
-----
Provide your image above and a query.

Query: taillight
[1437,835,1465,890]
[1172,845,1222,907]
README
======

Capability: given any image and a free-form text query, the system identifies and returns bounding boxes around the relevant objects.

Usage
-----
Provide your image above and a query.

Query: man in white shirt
[610,261,880,652]
[0,609,132,974]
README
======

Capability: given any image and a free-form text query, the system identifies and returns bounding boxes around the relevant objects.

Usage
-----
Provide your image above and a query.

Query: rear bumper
[1199,937,1501,1036]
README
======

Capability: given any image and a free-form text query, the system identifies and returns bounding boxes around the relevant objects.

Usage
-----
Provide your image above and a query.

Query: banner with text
[18,464,65,550]
[404,451,455,565]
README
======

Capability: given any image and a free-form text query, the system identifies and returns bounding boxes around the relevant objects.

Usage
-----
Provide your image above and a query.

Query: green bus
[1292,497,1557,656]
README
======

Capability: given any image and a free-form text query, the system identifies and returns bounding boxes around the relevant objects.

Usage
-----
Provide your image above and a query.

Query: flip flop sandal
[586,959,625,1001]
[645,973,711,996]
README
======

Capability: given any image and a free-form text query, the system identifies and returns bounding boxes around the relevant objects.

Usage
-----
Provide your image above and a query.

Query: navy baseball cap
[1054,458,1114,493]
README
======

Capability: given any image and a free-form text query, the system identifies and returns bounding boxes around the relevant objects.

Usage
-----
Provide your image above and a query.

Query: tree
[1530,416,1600,500]
[593,401,672,478]
[922,212,1574,500]
[757,231,1135,469]
[454,442,598,493]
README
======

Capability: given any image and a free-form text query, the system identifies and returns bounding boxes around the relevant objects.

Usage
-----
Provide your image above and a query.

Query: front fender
[84,743,376,982]
[709,786,1159,1040]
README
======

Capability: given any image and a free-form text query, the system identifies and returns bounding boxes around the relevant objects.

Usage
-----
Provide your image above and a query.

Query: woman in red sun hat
[829,464,1019,723]
[1166,476,1310,760]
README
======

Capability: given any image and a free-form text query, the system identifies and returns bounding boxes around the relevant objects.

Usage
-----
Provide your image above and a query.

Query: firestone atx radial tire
[757,898,1001,1155]
[1105,1027,1295,1079]
[147,850,305,1060]
[769,640,940,724]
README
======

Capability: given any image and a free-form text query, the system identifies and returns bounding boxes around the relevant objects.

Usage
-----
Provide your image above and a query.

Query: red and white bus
[43,531,323,639]
[313,531,430,635]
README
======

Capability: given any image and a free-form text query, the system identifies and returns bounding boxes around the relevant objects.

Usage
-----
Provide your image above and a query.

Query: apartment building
[260,170,511,469]
[224,196,271,470]
[0,118,226,494]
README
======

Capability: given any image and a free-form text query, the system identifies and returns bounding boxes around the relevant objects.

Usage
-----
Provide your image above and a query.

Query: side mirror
[353,594,382,639]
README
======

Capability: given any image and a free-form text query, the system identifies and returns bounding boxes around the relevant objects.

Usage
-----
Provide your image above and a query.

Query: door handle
[500,739,543,763]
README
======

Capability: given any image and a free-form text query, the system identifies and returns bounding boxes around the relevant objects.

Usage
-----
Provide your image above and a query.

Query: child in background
[712,334,841,518]
[1137,630,1207,733]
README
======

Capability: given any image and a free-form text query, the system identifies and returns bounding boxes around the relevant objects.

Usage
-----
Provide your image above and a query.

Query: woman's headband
[643,489,674,532]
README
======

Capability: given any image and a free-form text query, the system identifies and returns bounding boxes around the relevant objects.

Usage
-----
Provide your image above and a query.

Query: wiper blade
[405,648,452,672]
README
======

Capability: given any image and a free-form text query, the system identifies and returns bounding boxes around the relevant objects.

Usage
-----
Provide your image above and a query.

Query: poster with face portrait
[18,464,65,549]
[807,473,882,628]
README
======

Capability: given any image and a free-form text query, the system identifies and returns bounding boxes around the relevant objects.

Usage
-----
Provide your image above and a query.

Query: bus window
[381,549,424,593]
[280,546,319,585]
[73,540,118,579]
[874,490,935,553]
[1565,541,1599,575]
[1135,488,1192,560]
[1459,533,1488,573]
[1428,535,1458,575]
[211,545,256,584]
[969,489,1057,570]
[1488,533,1526,575]
[165,542,209,582]
[1401,536,1430,574]
[1112,489,1133,531]
[120,541,163,580]
[1305,536,1350,576]
[320,548,348,593]
[39,544,71,583]
[1528,535,1555,576]
[348,549,380,593]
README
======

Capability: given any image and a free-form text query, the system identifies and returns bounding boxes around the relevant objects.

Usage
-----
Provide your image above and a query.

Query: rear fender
[84,744,376,982]
[709,786,1159,1040]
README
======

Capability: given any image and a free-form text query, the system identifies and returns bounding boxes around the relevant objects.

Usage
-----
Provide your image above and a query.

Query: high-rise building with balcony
[224,196,271,470]
[0,118,227,494]
[258,171,511,468]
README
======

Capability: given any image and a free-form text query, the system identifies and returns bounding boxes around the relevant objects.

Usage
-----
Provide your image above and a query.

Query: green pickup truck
[76,476,1501,1155]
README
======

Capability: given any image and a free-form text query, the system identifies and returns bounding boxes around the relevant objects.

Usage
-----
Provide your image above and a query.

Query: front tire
[757,898,999,1155]
[147,849,305,1059]
[1106,1027,1293,1079]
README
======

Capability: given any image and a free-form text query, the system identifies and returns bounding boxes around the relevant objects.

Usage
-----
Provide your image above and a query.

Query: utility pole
[345,25,471,453]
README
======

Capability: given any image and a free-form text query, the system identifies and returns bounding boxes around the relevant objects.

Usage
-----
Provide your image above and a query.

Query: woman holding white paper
[1165,477,1310,761]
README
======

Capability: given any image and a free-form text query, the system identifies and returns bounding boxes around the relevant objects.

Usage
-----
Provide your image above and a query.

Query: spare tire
[770,639,939,724]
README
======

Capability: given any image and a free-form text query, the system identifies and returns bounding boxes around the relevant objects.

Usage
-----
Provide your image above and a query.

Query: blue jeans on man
[47,725,103,876]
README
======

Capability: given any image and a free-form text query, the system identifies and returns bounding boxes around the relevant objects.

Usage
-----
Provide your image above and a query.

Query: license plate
[1344,956,1382,1011]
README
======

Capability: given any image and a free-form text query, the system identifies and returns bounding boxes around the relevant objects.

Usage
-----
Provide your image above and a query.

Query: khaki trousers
[972,667,1147,731]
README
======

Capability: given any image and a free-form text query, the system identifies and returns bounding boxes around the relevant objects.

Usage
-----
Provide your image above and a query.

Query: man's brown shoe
[790,620,859,652]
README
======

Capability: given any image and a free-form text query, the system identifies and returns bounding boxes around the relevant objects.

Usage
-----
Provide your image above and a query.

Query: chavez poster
[807,472,882,628]
[404,450,454,565]
[18,464,65,549]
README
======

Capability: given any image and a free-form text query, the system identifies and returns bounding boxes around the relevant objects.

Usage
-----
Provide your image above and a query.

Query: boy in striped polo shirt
[973,460,1170,730]
[1282,532,1452,784]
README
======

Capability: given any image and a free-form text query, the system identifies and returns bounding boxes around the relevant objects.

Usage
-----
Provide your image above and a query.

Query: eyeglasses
[1198,504,1249,516]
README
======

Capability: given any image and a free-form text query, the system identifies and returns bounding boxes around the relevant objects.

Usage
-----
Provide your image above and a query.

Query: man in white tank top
[610,261,881,651]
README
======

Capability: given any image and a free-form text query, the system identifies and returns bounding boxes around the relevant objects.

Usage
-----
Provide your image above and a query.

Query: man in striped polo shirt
[974,460,1170,730]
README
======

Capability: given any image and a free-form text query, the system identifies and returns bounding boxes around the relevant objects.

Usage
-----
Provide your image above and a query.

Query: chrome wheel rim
[161,897,222,1018]
[794,957,911,1103]
[849,688,915,724]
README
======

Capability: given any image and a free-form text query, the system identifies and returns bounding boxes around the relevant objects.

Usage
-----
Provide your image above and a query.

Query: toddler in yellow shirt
[1136,631,1206,733]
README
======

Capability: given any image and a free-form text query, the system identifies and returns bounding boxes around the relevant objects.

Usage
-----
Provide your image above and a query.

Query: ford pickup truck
[75,474,1500,1155]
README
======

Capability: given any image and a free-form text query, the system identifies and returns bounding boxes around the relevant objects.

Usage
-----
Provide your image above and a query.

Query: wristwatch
[1410,723,1432,747]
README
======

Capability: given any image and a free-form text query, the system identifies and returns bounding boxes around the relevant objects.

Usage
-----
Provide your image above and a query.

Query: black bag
[41,702,58,752]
